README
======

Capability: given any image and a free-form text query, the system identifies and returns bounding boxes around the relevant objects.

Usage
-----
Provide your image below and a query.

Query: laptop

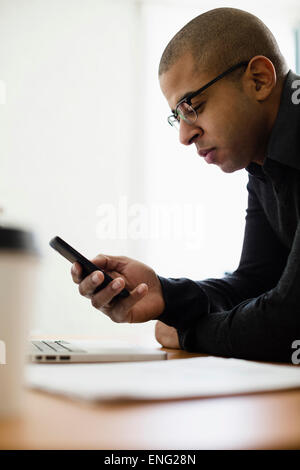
[28,339,167,363]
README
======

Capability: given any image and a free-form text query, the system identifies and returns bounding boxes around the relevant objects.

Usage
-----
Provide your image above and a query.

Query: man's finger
[71,262,83,284]
[78,270,105,298]
[91,254,128,273]
[90,276,127,309]
[155,321,180,349]
[107,283,149,323]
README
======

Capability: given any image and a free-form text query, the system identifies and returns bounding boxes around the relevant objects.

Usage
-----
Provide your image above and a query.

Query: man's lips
[197,147,217,163]
[197,147,215,157]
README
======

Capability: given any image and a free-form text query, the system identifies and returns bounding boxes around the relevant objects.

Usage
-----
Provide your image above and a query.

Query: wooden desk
[0,341,300,450]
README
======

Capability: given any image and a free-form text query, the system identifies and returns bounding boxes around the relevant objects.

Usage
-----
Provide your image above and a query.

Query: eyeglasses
[167,61,249,130]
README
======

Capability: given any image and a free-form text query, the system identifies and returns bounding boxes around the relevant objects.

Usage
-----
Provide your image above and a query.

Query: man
[71,8,300,362]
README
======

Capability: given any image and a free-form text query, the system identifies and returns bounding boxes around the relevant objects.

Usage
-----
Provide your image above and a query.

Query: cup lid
[0,226,39,255]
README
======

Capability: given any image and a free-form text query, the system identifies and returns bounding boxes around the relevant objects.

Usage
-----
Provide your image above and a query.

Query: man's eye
[193,101,205,112]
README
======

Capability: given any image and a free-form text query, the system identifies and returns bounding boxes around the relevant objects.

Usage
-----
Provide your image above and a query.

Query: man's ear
[243,56,277,101]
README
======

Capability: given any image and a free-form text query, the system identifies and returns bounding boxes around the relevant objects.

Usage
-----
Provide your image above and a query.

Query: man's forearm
[178,290,299,362]
[157,222,300,362]
[157,276,299,361]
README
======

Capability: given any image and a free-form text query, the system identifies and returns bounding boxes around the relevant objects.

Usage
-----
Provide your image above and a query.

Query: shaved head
[159,8,287,82]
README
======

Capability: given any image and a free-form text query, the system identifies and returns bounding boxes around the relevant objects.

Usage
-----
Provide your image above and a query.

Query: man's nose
[179,119,203,145]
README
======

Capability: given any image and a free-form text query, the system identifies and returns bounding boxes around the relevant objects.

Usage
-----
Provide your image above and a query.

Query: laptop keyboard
[30,340,86,354]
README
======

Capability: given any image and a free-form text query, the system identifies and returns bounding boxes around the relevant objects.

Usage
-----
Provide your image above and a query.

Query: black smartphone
[49,236,130,300]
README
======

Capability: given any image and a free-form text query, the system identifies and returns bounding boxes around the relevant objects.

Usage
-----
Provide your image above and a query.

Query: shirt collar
[265,69,300,171]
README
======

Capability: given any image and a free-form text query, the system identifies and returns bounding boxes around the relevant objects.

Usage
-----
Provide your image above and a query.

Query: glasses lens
[167,101,197,131]
[168,115,180,130]
[177,102,197,124]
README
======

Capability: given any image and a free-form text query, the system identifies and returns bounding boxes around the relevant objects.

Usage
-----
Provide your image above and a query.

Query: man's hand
[71,254,165,323]
[155,320,180,349]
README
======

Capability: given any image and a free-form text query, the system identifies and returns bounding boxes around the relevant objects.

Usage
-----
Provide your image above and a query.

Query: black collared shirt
[157,69,300,362]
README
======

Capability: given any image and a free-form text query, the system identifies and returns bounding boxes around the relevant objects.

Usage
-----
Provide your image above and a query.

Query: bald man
[71,8,300,362]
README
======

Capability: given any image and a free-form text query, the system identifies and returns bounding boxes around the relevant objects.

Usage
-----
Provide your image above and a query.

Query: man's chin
[218,159,245,174]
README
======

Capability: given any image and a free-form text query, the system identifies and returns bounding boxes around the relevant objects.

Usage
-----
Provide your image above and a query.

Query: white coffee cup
[0,227,39,418]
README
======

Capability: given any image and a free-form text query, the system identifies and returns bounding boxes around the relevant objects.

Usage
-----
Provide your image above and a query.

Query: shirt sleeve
[156,176,296,362]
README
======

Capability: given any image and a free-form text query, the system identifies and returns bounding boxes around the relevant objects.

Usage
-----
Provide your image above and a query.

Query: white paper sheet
[26,356,300,402]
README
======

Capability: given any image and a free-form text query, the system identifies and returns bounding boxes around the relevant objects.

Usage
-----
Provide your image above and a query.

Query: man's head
[159,8,289,173]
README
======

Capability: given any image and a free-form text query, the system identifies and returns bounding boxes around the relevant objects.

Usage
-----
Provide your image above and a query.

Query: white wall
[0,0,298,340]
[0,0,155,341]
